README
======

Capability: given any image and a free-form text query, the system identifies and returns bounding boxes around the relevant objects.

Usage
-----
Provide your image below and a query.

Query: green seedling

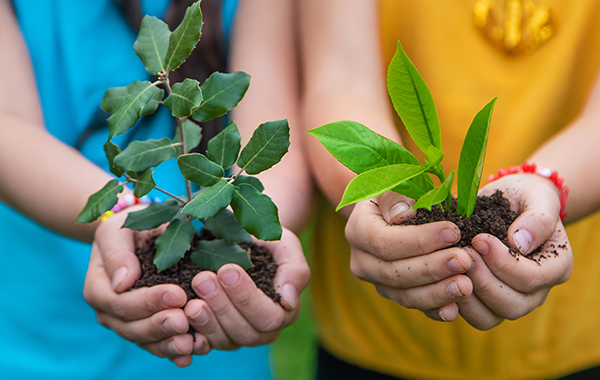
[78,1,289,272]
[308,41,496,217]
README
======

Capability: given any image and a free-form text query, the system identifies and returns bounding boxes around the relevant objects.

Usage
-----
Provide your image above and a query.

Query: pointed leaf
[192,71,251,122]
[134,16,170,75]
[413,171,455,211]
[177,153,224,187]
[114,138,177,172]
[457,98,497,217]
[232,175,264,193]
[107,82,162,139]
[182,180,234,219]
[174,119,202,154]
[163,1,203,71]
[104,141,124,177]
[154,219,195,272]
[130,168,156,198]
[164,78,203,117]
[203,209,252,242]
[102,81,162,115]
[237,119,290,175]
[231,184,282,241]
[77,180,123,223]
[207,121,241,169]
[387,41,441,154]
[123,199,181,230]
[192,240,254,271]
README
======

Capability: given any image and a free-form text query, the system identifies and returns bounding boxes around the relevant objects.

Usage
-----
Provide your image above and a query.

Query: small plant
[77,1,289,273]
[308,41,496,217]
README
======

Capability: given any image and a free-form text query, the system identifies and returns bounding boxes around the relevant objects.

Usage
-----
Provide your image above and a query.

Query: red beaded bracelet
[100,194,156,222]
[488,162,569,221]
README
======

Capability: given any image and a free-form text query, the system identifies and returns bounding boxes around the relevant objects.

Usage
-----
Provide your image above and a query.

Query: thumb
[377,191,416,225]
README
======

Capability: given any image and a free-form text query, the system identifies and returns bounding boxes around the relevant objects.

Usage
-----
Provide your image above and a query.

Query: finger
[84,247,187,321]
[139,333,194,359]
[192,333,212,356]
[472,233,572,293]
[96,308,189,344]
[170,355,193,368]
[375,274,472,311]
[377,191,417,225]
[423,303,460,322]
[259,228,311,311]
[350,246,473,288]
[185,298,241,350]
[457,293,505,331]
[346,198,461,261]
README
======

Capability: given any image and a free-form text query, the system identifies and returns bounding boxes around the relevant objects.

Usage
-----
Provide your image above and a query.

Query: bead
[124,194,135,206]
[153,197,163,203]
[100,211,115,222]
[536,166,552,178]
[140,196,152,205]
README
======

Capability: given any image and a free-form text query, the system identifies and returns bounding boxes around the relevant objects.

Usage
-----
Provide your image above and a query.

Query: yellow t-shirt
[311,1,600,379]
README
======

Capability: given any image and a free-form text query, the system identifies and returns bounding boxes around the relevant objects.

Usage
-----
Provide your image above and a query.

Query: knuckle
[257,313,285,333]
[234,330,261,347]
[110,299,128,320]
[349,254,367,281]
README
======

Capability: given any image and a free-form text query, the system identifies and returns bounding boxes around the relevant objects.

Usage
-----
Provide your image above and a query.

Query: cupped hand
[184,227,311,351]
[346,191,474,322]
[458,174,573,330]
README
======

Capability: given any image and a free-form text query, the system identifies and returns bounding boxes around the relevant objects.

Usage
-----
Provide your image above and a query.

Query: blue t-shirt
[1,1,271,379]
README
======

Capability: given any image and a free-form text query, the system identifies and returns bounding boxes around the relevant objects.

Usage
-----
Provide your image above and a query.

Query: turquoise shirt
[1,1,272,379]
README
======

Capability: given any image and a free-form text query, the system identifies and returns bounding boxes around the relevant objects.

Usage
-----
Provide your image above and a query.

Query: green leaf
[101,81,162,116]
[207,121,241,169]
[114,138,177,172]
[134,16,170,75]
[413,171,454,211]
[104,141,124,177]
[237,119,290,175]
[173,119,202,154]
[154,219,195,272]
[202,209,252,242]
[457,98,497,217]
[123,199,181,230]
[130,168,156,198]
[387,41,442,154]
[192,240,254,271]
[232,175,264,193]
[182,180,234,219]
[76,179,123,223]
[231,184,282,241]
[192,71,251,122]
[177,153,224,187]
[163,1,203,71]
[164,78,203,117]
[107,82,163,139]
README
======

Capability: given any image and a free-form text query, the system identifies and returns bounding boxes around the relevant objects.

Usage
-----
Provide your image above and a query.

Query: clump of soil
[132,228,281,303]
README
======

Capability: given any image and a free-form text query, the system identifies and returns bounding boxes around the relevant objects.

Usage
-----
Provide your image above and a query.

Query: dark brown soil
[132,228,281,303]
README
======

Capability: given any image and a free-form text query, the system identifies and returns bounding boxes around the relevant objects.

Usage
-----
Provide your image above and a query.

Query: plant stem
[176,117,194,202]
[124,174,187,204]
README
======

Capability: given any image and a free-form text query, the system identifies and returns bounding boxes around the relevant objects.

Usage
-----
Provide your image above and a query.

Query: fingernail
[467,256,476,273]
[513,229,533,255]
[111,267,128,291]
[439,228,459,244]
[447,257,466,273]
[163,317,185,334]
[194,277,217,297]
[473,240,489,255]
[220,268,240,286]
[162,291,184,308]
[439,310,448,322]
[447,282,465,299]
[168,339,183,355]
[190,306,209,326]
[281,283,298,309]
[387,202,410,222]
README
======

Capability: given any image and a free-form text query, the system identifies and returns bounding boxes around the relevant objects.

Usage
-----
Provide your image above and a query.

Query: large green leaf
[182,180,234,219]
[203,209,252,242]
[207,121,241,169]
[114,138,177,172]
[76,179,123,223]
[101,81,162,116]
[192,71,251,122]
[154,219,195,272]
[106,82,163,139]
[123,199,181,230]
[134,16,170,75]
[103,141,124,177]
[164,78,203,117]
[413,170,454,211]
[130,168,156,198]
[231,184,282,241]
[192,239,254,271]
[457,98,497,217]
[173,119,202,154]
[237,119,290,175]
[163,1,203,71]
[232,175,264,193]
[177,153,224,187]
[387,41,441,154]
